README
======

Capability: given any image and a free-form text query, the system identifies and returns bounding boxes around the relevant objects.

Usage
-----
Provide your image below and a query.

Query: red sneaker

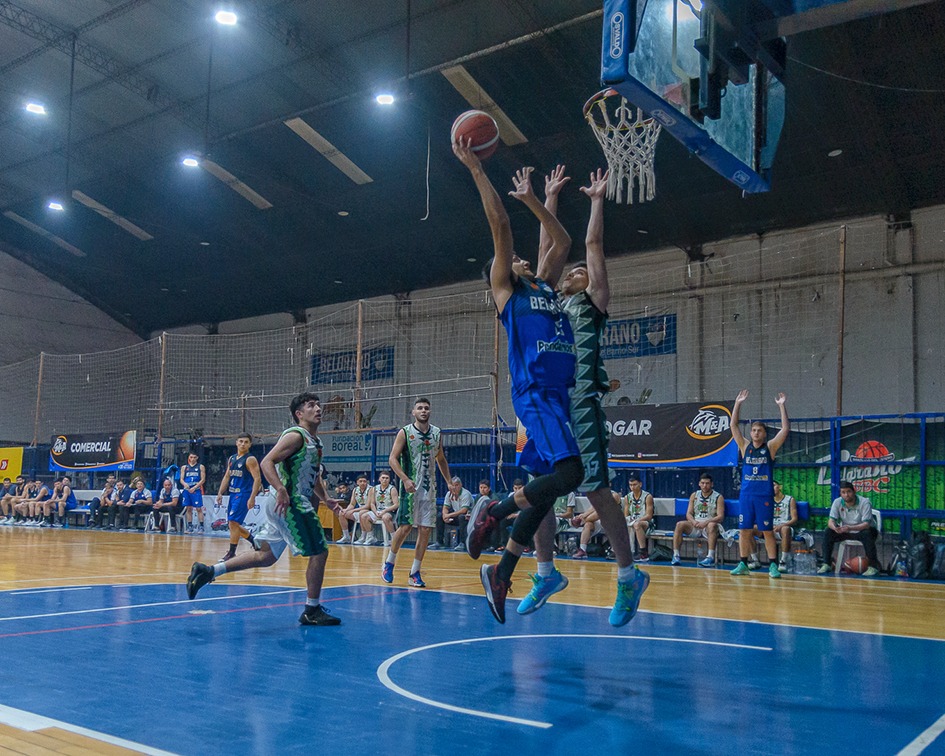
[466,498,499,560]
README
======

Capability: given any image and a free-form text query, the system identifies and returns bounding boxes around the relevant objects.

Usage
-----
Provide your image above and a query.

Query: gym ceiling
[1,0,943,337]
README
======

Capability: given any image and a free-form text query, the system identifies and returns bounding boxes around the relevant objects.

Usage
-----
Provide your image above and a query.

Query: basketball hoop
[583,88,661,204]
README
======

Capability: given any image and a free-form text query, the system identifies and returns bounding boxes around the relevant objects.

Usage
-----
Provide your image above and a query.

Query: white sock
[212,562,226,577]
[673,550,680,558]
[707,550,715,558]
[617,565,635,582]
[580,542,588,551]
[537,561,553,577]
[411,559,422,574]
[305,597,319,608]
[386,550,396,565]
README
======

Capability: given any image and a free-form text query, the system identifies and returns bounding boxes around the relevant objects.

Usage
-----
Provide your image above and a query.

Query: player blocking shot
[186,392,345,626]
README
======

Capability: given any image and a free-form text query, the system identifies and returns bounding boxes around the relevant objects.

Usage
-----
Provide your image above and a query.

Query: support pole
[32,352,44,447]
[836,226,846,416]
[355,299,364,428]
[157,333,167,441]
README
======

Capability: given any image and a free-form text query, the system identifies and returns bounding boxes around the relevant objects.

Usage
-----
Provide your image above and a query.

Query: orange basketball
[853,440,892,460]
[842,555,869,574]
[116,431,137,462]
[451,110,499,160]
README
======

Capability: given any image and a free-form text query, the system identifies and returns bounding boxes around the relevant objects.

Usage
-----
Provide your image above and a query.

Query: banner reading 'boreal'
[606,402,737,467]
[49,431,137,472]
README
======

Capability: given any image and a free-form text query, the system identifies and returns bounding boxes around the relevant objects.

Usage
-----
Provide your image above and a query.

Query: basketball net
[584,89,661,204]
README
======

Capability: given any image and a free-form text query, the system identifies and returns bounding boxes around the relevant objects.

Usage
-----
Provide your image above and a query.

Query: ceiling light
[637,229,649,234]
[215,10,237,25]
[828,149,843,158]
[25,102,47,115]
[467,257,477,262]
[200,241,210,246]
[375,94,395,106]
[47,201,64,211]
[182,157,200,167]
[333,279,344,284]
[337,211,349,217]
[160,287,169,292]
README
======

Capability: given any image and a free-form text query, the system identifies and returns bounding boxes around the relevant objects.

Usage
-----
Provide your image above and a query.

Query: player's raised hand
[735,389,749,404]
[452,136,481,170]
[580,168,609,200]
[544,164,570,197]
[508,166,536,203]
[775,392,787,406]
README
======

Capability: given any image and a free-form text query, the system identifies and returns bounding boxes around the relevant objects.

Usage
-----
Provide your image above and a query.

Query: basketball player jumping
[519,166,649,626]
[729,390,790,578]
[454,138,586,624]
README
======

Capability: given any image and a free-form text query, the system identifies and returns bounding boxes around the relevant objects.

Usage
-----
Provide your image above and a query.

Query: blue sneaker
[609,568,650,627]
[381,561,394,584]
[408,571,426,588]
[698,556,715,567]
[516,569,569,615]
[670,554,681,566]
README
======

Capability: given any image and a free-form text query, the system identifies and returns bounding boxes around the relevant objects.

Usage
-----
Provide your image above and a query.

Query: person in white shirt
[818,481,879,576]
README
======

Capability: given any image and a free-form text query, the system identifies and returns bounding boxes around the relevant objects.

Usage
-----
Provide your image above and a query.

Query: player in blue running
[216,433,261,561]
[179,452,206,533]
[729,390,790,578]
[454,138,585,624]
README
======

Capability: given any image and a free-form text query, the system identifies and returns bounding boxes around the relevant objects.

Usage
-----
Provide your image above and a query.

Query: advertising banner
[0,447,23,479]
[599,313,676,360]
[49,431,137,472]
[311,345,394,385]
[320,432,374,473]
[517,402,737,469]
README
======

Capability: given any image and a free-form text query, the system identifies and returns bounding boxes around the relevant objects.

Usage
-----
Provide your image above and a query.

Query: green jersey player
[186,392,345,626]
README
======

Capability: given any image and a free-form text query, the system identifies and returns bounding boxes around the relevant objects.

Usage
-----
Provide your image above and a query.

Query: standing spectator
[818,481,879,576]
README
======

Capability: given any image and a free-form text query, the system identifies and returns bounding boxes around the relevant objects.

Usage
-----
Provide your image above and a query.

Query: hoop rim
[582,88,619,117]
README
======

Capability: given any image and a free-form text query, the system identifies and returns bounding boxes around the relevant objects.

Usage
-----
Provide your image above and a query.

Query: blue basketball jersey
[499,276,576,396]
[741,443,775,498]
[227,453,254,504]
[181,463,202,488]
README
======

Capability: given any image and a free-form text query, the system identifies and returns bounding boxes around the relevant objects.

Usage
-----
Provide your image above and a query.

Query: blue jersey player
[216,433,261,561]
[179,452,206,533]
[730,390,790,578]
[454,138,584,624]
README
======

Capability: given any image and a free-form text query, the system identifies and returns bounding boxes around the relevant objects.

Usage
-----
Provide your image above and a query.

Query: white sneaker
[364,535,378,546]
[337,535,352,544]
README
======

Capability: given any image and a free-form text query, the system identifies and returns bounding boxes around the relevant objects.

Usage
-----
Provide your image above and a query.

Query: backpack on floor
[886,541,910,577]
[908,532,934,580]
[931,542,945,580]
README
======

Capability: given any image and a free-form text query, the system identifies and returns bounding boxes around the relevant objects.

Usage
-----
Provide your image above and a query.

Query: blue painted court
[1,582,943,755]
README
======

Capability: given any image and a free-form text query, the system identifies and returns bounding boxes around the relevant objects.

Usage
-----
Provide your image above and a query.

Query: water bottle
[449,529,458,548]
[567,537,577,555]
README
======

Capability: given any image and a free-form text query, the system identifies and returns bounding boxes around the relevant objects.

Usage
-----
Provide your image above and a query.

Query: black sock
[496,550,519,583]
[227,544,237,557]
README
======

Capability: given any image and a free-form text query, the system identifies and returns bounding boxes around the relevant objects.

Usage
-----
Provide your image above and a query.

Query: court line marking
[377,633,772,729]
[898,711,945,755]
[0,703,176,755]
[10,586,93,596]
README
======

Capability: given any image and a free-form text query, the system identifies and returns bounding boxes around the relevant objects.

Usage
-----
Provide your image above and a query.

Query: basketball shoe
[481,563,511,624]
[299,605,341,626]
[517,569,568,615]
[610,567,650,628]
[186,562,214,599]
[466,498,499,560]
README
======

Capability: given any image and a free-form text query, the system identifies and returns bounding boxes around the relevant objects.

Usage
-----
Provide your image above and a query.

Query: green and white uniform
[366,483,396,523]
[773,493,795,540]
[395,423,441,528]
[255,425,328,558]
[561,291,611,492]
[625,489,656,534]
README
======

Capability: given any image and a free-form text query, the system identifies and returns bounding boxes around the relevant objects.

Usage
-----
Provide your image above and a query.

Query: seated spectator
[337,475,369,544]
[152,478,182,531]
[120,478,152,530]
[89,474,117,528]
[818,481,879,576]
[570,494,618,559]
[0,476,25,521]
[46,475,79,527]
[440,476,474,551]
[12,478,48,525]
[747,479,798,571]
[38,480,62,526]
[357,471,399,546]
[623,473,655,562]
[672,473,725,566]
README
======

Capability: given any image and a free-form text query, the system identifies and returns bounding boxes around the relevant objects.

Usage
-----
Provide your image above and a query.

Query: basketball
[843,556,869,574]
[451,110,499,160]
[116,431,136,462]
[853,440,893,461]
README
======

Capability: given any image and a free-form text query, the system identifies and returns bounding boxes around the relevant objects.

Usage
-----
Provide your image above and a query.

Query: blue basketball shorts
[227,494,250,524]
[180,489,203,508]
[513,384,581,477]
[738,493,774,531]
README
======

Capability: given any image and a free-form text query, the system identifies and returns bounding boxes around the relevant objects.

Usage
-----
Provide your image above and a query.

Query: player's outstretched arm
[580,168,610,312]
[453,138,514,311]
[538,165,570,282]
[509,168,571,285]
[731,389,749,454]
[260,431,303,516]
[769,393,790,457]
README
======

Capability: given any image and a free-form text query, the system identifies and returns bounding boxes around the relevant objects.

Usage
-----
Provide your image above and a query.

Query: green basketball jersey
[277,425,323,512]
[561,292,609,397]
[398,423,441,498]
